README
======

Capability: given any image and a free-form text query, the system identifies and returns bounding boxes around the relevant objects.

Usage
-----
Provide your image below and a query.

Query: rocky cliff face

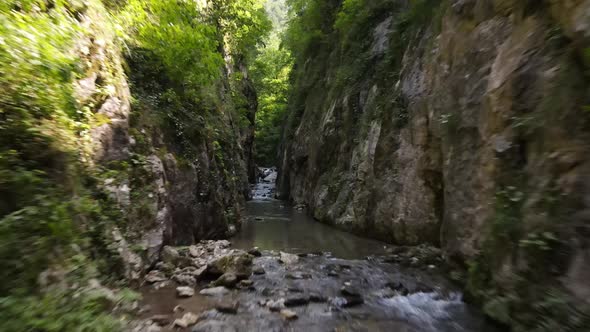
[280,0,590,329]
[25,2,255,277]
[97,48,255,270]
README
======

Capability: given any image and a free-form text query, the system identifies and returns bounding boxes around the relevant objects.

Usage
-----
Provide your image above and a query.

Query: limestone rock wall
[280,0,590,328]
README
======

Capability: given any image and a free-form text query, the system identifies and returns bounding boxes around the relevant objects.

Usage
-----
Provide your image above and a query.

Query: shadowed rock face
[279,0,590,327]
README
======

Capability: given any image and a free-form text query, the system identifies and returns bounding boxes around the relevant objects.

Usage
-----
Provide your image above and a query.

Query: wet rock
[261,287,274,297]
[226,224,237,237]
[287,287,303,293]
[213,273,238,288]
[189,245,205,258]
[131,321,162,332]
[280,309,298,320]
[173,312,199,328]
[266,298,285,312]
[217,240,231,248]
[206,250,253,278]
[327,271,339,277]
[176,286,194,298]
[153,280,171,290]
[309,293,327,303]
[192,320,237,332]
[248,247,262,257]
[294,204,306,211]
[145,270,167,284]
[148,314,171,326]
[385,281,408,295]
[252,266,265,275]
[238,279,253,288]
[279,252,299,265]
[330,295,364,308]
[161,246,180,265]
[155,262,174,274]
[342,295,364,307]
[200,286,230,296]
[173,273,196,286]
[286,271,311,280]
[341,285,361,297]
[215,300,239,314]
[191,266,207,279]
[284,295,309,307]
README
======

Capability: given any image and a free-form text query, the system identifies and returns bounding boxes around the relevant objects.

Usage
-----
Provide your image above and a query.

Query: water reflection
[232,198,387,259]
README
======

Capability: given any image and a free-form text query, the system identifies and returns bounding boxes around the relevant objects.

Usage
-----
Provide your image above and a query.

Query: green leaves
[121,0,223,88]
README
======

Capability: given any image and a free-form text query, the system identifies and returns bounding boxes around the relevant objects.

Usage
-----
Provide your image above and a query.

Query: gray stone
[199,286,230,296]
[280,309,298,320]
[206,250,253,278]
[145,270,167,284]
[173,312,199,328]
[284,295,309,307]
[215,299,239,314]
[279,252,299,265]
[213,273,238,288]
[253,266,266,275]
[265,298,285,312]
[176,286,194,298]
[192,320,237,332]
[173,273,196,286]
[161,246,180,265]
[148,314,171,326]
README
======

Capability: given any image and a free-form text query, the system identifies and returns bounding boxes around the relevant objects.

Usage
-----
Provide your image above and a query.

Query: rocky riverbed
[132,240,499,332]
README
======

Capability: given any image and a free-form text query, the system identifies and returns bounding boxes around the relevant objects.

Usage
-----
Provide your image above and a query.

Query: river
[139,169,501,332]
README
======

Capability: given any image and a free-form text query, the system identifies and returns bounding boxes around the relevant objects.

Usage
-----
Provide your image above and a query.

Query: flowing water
[139,169,501,332]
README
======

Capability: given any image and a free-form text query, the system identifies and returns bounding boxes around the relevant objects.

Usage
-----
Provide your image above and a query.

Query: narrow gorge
[0,0,589,331]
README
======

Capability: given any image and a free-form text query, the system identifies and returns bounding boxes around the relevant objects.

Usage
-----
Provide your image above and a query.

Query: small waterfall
[252,167,277,200]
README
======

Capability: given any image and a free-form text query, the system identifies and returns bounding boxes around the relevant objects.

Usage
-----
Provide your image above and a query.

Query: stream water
[139,169,500,332]
[232,177,387,259]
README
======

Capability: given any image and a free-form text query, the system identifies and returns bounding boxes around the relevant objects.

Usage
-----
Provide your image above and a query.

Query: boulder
[215,299,239,314]
[248,247,262,257]
[284,295,309,307]
[189,245,204,258]
[173,312,199,328]
[279,252,299,265]
[206,250,252,278]
[144,270,167,284]
[212,273,238,288]
[161,246,180,265]
[173,273,196,286]
[176,286,194,298]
